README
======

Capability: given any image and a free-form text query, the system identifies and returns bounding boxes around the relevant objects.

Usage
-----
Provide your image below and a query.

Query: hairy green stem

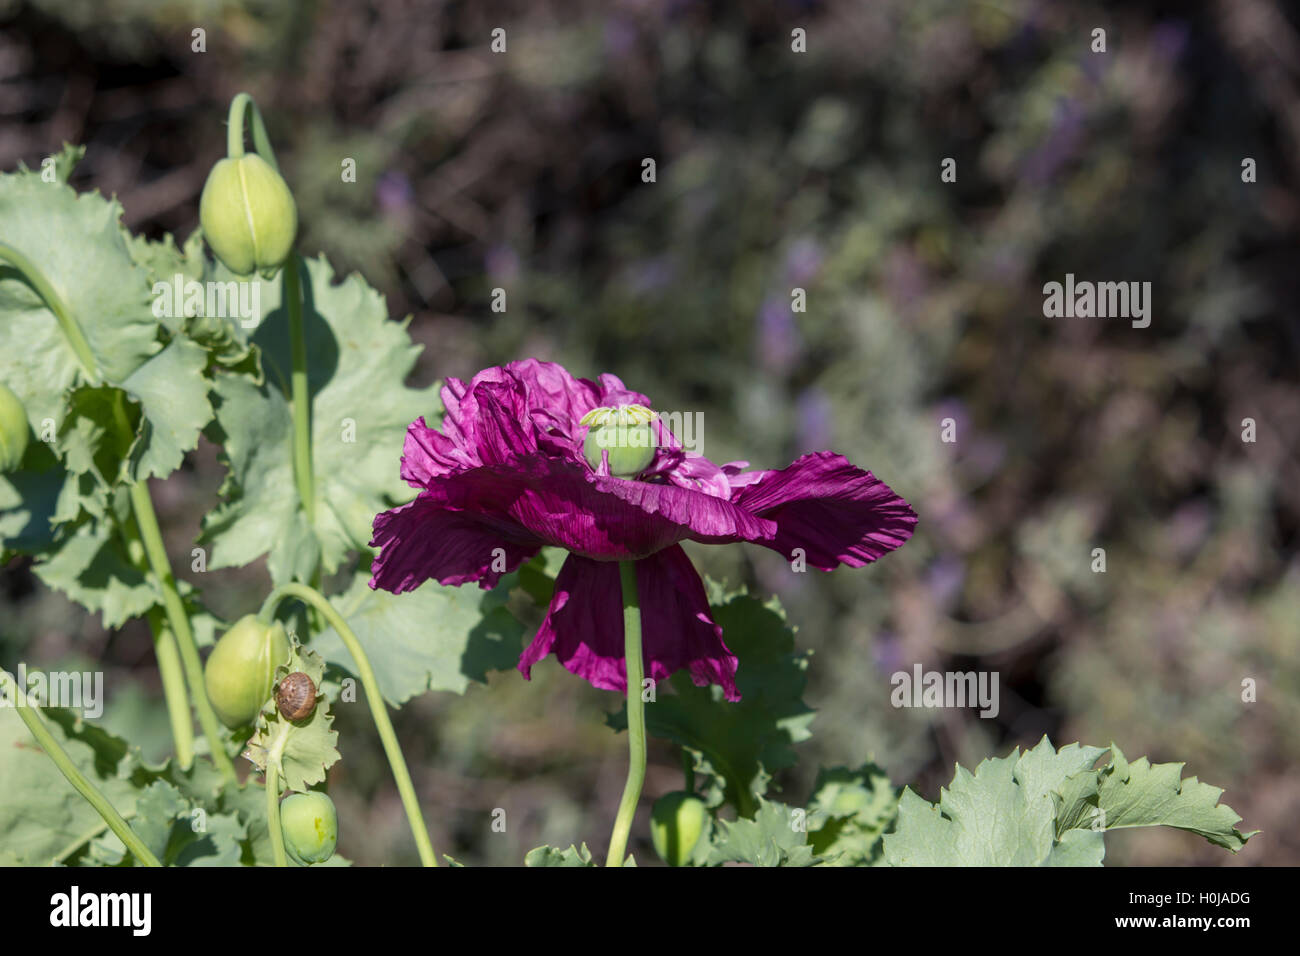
[284,255,315,528]
[228,96,320,601]
[605,560,645,867]
[0,242,98,382]
[111,391,195,769]
[129,481,239,787]
[265,762,288,867]
[259,582,437,866]
[145,608,195,770]
[225,92,280,169]
[226,96,310,533]
[284,254,324,637]
[1,669,161,867]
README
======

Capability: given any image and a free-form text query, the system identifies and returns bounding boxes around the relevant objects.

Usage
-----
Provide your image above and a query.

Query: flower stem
[129,481,239,787]
[284,255,324,638]
[226,97,319,626]
[112,398,193,769]
[225,93,280,169]
[145,608,195,770]
[1,669,161,867]
[284,254,315,529]
[259,582,437,866]
[265,762,288,867]
[0,242,98,382]
[226,96,313,551]
[605,560,645,867]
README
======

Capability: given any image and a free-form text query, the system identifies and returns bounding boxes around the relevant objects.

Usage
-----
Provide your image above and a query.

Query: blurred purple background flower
[758,296,801,373]
[485,244,521,285]
[872,631,906,676]
[1023,97,1084,186]
[375,169,413,216]
[783,237,824,286]
[625,254,675,295]
[796,386,834,453]
[924,554,966,611]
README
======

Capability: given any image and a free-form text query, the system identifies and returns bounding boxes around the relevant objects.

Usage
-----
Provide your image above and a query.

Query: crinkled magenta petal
[518,546,739,700]
[369,494,542,592]
[729,451,917,569]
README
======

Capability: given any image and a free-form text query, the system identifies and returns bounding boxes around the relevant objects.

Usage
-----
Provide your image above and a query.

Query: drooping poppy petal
[728,451,918,569]
[370,494,542,592]
[384,453,773,564]
[518,545,738,700]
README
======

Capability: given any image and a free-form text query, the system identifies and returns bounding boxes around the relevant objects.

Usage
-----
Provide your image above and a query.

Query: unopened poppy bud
[650,791,708,866]
[203,614,290,728]
[199,154,297,277]
[580,404,657,477]
[280,791,338,865]
[0,383,30,473]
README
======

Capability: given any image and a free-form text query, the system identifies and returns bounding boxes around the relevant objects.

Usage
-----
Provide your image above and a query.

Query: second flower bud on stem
[200,93,298,278]
[203,615,290,729]
[199,153,297,278]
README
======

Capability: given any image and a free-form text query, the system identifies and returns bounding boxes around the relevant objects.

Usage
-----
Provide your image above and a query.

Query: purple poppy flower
[369,360,917,701]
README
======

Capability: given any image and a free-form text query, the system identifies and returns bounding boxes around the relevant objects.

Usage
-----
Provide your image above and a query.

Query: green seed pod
[203,615,290,728]
[199,154,298,277]
[580,404,657,477]
[0,383,30,473]
[650,791,708,867]
[280,791,338,865]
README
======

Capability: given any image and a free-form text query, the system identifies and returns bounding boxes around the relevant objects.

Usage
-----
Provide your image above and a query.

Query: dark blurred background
[1,0,1297,865]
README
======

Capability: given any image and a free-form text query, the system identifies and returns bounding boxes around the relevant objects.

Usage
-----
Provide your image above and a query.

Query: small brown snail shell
[276,672,317,721]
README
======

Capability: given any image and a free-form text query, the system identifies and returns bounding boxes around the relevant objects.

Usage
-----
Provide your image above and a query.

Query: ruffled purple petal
[729,451,918,569]
[404,360,654,481]
[508,455,774,558]
[506,359,648,429]
[375,447,774,575]
[402,370,533,483]
[398,415,463,486]
[369,494,542,592]
[518,545,739,700]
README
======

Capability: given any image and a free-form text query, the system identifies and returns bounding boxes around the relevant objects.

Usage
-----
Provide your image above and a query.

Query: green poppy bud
[280,791,338,865]
[0,383,30,473]
[199,154,297,277]
[203,615,290,728]
[650,791,708,867]
[580,403,657,477]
